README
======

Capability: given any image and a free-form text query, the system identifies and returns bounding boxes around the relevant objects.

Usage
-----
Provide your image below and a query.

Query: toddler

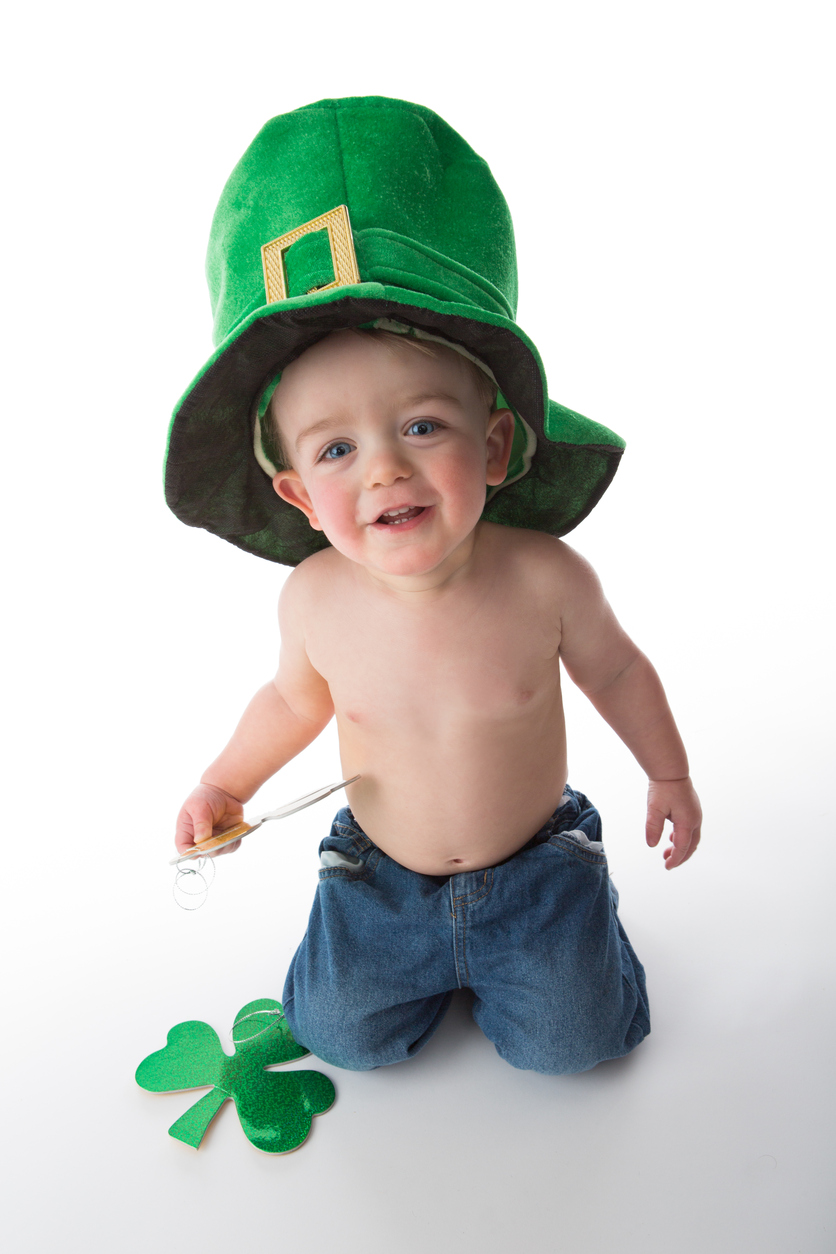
[169,97,701,1074]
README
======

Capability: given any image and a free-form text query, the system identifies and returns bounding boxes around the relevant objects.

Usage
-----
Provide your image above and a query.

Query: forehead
[273,330,479,415]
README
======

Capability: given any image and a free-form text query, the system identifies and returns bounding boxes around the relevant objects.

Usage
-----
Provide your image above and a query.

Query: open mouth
[375,506,426,526]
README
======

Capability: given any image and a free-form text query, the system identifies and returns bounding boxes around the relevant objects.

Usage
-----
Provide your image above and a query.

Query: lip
[368,505,433,533]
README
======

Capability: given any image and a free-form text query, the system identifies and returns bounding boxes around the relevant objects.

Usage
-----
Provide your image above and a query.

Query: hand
[175,783,246,857]
[645,777,702,870]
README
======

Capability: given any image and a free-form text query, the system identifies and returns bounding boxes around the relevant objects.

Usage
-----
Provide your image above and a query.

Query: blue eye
[323,441,353,460]
[407,420,437,436]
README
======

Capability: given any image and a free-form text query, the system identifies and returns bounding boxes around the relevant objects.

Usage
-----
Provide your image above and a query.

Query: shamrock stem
[168,1087,228,1149]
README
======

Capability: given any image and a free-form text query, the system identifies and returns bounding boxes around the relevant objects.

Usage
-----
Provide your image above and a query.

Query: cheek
[433,445,488,513]
[308,477,357,531]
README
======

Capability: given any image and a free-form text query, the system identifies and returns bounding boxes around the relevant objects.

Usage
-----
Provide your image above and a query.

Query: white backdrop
[2,2,834,1251]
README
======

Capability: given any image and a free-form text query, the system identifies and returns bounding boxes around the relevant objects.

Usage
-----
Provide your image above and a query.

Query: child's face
[271,331,514,581]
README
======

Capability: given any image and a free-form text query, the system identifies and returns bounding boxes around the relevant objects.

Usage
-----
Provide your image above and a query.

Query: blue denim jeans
[283,787,649,1075]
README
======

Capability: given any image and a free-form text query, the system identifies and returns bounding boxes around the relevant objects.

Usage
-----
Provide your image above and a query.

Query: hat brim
[165,283,624,566]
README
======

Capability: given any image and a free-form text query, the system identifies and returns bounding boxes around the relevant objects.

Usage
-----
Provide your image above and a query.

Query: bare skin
[175,331,701,872]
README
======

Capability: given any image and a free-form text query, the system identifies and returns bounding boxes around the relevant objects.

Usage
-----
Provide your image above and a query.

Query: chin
[375,553,441,577]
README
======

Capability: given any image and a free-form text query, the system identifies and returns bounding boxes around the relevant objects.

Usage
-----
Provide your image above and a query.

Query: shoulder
[276,549,330,633]
[280,547,344,605]
[484,524,600,591]
[482,526,608,632]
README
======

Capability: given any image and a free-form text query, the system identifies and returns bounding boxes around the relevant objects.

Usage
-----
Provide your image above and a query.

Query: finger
[677,826,701,866]
[664,831,687,869]
[190,800,218,846]
[665,822,701,869]
[645,806,667,847]
[174,810,198,855]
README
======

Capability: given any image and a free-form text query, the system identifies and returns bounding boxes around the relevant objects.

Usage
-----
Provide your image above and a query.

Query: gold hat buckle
[261,204,361,303]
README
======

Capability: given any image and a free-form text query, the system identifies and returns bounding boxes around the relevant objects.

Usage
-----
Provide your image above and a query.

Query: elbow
[271,679,334,730]
[576,649,648,699]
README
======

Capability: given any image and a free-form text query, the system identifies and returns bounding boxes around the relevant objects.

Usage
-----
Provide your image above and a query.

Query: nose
[362,439,413,490]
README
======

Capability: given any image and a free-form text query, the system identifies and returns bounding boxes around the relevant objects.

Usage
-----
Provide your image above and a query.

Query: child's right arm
[174,572,334,855]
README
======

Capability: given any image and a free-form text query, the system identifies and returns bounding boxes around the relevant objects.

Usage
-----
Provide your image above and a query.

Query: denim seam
[459,908,470,986]
[546,836,607,867]
[449,882,465,988]
[334,821,372,849]
[325,842,362,858]
[451,868,494,905]
[449,871,493,987]
[332,827,375,858]
[451,908,469,988]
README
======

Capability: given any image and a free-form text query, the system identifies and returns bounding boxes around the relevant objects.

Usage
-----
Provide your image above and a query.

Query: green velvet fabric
[167,97,625,565]
[207,96,517,345]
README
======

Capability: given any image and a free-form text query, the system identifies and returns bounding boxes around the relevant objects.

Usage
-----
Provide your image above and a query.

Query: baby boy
[169,97,701,1075]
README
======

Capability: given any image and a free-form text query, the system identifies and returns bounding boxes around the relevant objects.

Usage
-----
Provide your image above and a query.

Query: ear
[485,409,516,486]
[272,470,323,531]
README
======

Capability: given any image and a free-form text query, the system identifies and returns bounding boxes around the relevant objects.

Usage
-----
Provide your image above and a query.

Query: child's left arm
[554,543,702,869]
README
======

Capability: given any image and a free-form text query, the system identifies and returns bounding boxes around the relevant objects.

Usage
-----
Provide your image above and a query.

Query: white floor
[3,3,834,1251]
[7,739,833,1253]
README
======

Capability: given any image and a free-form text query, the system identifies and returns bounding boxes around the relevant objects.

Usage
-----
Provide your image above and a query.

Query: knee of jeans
[497,1036,607,1076]
[489,1004,649,1076]
[284,994,398,1072]
[502,1015,651,1075]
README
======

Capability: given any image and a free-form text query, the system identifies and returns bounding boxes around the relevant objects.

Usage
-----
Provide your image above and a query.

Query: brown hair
[267,327,498,470]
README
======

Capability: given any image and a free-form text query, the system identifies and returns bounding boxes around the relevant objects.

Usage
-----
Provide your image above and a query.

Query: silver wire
[172,855,216,910]
[229,1008,284,1044]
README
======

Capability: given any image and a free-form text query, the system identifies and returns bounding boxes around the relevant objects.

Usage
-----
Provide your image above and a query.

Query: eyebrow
[294,393,465,451]
[402,391,464,408]
[294,417,344,450]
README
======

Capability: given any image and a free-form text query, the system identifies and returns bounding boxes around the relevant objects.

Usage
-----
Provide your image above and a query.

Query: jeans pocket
[320,848,365,871]
[317,820,375,880]
[562,828,604,853]
[546,831,608,866]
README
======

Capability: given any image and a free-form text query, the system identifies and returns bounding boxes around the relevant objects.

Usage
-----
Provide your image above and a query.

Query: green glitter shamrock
[136,998,335,1153]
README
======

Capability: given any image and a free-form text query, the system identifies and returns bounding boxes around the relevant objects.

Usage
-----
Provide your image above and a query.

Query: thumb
[190,800,217,846]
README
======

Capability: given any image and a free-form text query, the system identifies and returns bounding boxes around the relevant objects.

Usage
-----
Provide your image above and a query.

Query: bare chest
[307,592,561,729]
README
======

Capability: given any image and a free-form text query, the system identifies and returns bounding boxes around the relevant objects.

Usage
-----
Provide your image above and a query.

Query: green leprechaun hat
[165,96,625,566]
